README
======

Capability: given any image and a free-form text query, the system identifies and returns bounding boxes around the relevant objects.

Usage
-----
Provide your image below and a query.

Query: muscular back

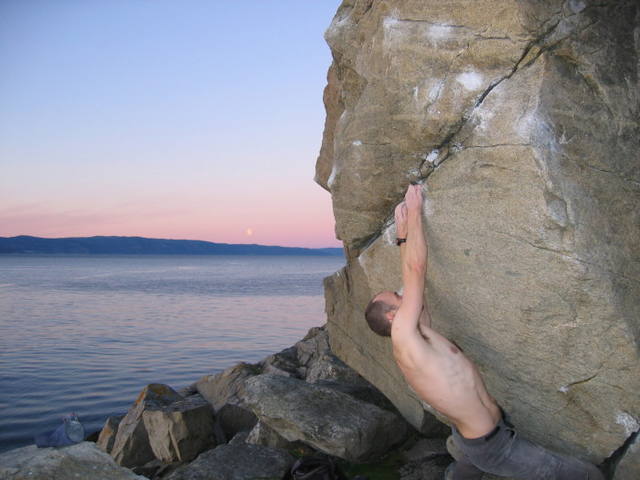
[392,323,501,439]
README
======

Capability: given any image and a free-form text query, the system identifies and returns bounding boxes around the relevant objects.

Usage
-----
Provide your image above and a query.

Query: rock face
[0,442,146,480]
[318,0,639,470]
[243,373,409,462]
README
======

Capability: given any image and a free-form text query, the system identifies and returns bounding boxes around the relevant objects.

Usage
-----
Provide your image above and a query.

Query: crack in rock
[601,428,640,479]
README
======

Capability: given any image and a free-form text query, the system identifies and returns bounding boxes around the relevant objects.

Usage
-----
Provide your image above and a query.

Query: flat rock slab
[0,442,146,480]
[165,443,294,480]
[244,374,409,462]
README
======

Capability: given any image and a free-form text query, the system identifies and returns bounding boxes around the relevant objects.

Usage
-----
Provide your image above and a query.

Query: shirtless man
[364,184,604,480]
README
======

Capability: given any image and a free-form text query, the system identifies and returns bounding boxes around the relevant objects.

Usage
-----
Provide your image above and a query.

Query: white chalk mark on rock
[456,71,483,91]
[616,413,640,437]
[384,227,395,246]
[327,165,338,189]
[426,24,453,44]
[425,150,439,164]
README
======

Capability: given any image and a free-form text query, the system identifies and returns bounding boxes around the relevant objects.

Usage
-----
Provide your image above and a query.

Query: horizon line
[1,234,343,251]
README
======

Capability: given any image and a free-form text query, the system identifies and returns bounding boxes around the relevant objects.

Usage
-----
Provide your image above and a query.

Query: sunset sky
[0,0,342,248]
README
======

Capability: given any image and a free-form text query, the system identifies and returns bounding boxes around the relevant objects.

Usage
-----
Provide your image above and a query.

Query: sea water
[0,254,344,453]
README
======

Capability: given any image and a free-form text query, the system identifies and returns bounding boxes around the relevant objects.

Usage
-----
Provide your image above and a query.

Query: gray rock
[399,456,450,480]
[97,414,124,454]
[131,458,164,478]
[177,382,198,397]
[246,421,299,451]
[110,383,182,468]
[295,327,331,368]
[196,363,259,412]
[305,352,365,384]
[165,443,294,480]
[228,431,250,446]
[244,374,409,462]
[0,442,146,480]
[312,379,397,413]
[142,393,216,463]
[260,346,301,378]
[319,0,640,464]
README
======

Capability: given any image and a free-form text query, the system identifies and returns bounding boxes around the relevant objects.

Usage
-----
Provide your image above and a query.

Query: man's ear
[385,309,396,323]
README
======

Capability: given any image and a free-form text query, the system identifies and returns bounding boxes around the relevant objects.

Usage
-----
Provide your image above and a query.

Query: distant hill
[0,236,344,256]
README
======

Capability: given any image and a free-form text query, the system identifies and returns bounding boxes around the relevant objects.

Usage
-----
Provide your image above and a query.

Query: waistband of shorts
[453,415,510,446]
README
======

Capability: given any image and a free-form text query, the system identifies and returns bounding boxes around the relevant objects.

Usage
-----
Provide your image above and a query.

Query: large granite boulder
[0,442,146,480]
[243,373,409,462]
[214,404,258,443]
[165,443,294,480]
[97,414,124,454]
[318,0,639,472]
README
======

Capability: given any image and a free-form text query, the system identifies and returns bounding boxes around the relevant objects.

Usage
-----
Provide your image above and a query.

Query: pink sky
[0,182,339,249]
[0,1,342,249]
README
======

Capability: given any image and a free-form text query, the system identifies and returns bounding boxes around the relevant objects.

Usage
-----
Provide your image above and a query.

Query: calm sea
[0,254,344,454]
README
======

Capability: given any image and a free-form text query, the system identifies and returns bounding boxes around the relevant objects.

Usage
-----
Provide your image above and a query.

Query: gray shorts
[450,414,604,480]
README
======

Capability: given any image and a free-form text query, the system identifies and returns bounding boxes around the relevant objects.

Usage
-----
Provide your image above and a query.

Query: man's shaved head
[364,291,401,337]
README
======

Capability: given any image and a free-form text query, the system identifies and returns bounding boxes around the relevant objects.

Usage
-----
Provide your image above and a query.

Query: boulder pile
[88,325,449,480]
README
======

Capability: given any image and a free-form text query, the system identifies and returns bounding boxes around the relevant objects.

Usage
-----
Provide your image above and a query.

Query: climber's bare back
[392,319,501,439]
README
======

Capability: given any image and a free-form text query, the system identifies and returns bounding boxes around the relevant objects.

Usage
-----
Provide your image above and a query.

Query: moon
[245,228,253,237]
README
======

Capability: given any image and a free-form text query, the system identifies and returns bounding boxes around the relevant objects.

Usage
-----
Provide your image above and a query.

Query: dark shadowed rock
[402,437,448,463]
[97,415,124,454]
[613,432,640,480]
[165,443,294,480]
[244,374,409,462]
[214,403,257,443]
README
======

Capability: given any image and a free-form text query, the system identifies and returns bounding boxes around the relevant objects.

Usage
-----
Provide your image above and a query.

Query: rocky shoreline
[0,325,456,480]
